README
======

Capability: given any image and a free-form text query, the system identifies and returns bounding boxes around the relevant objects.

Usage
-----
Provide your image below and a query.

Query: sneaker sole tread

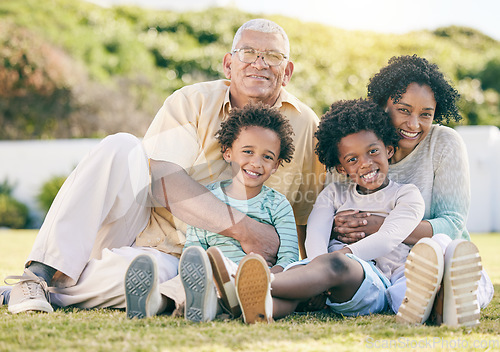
[444,241,482,327]
[125,255,156,319]
[180,248,214,322]
[397,240,443,324]
[236,256,270,324]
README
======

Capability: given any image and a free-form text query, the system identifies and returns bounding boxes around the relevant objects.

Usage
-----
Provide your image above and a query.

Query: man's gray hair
[231,19,290,57]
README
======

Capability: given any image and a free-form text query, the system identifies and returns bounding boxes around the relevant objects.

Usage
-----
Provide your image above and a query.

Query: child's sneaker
[125,254,162,319]
[179,246,218,322]
[235,253,272,324]
[443,240,482,327]
[396,238,444,324]
[5,269,53,314]
[206,247,241,317]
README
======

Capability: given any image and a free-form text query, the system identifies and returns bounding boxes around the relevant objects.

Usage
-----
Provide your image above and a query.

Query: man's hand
[331,210,384,244]
[225,218,279,266]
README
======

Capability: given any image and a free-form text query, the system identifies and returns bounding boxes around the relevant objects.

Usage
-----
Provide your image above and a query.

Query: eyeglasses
[232,48,288,66]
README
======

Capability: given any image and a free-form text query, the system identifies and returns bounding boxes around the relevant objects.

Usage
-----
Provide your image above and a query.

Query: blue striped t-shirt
[184,180,299,268]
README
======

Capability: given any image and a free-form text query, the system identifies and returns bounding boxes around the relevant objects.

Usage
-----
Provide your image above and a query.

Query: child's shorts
[284,254,391,316]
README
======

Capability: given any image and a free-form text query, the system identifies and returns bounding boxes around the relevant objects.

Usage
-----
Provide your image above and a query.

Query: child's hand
[296,293,328,312]
[270,265,284,274]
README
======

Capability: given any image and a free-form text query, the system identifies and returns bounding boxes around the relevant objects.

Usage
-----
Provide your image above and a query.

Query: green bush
[0,180,29,229]
[1,0,500,138]
[37,175,67,214]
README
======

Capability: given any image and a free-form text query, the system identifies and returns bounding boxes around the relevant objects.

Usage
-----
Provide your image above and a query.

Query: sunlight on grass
[0,230,498,352]
[0,229,37,278]
[2,230,498,283]
[469,233,500,284]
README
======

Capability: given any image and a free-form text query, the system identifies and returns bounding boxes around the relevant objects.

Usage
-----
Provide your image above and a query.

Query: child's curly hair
[315,98,400,171]
[367,54,461,124]
[216,102,295,164]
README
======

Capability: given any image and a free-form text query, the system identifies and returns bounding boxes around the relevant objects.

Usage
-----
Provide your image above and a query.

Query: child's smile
[223,126,281,199]
[337,130,394,194]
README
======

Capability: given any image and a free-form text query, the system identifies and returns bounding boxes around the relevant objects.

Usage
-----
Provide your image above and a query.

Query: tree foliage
[0,179,29,229]
[0,0,499,140]
[37,175,67,215]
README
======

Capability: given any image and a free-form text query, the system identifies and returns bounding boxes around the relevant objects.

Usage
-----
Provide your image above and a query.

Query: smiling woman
[364,55,465,244]
[385,83,435,162]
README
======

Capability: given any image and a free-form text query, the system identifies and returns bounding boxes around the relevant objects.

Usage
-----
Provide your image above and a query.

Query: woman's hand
[332,210,384,243]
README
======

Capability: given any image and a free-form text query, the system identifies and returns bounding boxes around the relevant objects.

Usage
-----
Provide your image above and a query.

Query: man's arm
[150,160,279,264]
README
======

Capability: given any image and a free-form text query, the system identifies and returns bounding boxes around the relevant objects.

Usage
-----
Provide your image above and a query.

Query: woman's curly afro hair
[215,102,295,164]
[367,55,461,124]
[315,98,400,171]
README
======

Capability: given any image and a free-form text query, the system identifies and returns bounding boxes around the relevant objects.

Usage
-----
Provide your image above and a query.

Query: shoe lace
[4,270,51,303]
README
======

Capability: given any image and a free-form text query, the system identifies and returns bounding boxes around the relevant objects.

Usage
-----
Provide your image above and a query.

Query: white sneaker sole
[125,254,158,319]
[7,272,53,314]
[235,254,272,324]
[397,238,444,324]
[180,247,216,322]
[8,299,53,314]
[443,240,482,327]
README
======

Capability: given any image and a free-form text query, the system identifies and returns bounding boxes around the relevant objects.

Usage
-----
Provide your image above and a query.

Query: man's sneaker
[443,240,482,327]
[125,254,161,319]
[179,246,218,322]
[396,238,444,324]
[5,269,53,313]
[235,253,272,324]
[206,247,241,317]
[0,286,12,305]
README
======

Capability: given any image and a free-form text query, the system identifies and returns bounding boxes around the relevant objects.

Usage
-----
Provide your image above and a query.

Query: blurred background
[1,0,499,231]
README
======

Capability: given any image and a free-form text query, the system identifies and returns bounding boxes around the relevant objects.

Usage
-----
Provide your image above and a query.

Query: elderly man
[2,19,323,315]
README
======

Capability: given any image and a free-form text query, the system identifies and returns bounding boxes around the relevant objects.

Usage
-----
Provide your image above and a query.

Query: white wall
[1,126,499,231]
[456,126,500,233]
[0,139,100,226]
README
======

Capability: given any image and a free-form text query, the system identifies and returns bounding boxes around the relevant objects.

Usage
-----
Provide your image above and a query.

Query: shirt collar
[274,87,303,113]
[222,85,302,121]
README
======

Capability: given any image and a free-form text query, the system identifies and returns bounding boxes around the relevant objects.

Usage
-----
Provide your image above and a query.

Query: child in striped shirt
[178,102,299,321]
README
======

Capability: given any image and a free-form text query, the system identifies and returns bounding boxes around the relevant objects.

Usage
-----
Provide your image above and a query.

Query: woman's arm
[332,128,470,244]
[333,213,433,245]
[332,211,381,243]
[402,220,433,244]
[346,185,425,260]
[424,128,470,240]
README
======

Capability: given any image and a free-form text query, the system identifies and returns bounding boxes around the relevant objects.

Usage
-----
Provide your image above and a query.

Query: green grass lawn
[1,230,499,352]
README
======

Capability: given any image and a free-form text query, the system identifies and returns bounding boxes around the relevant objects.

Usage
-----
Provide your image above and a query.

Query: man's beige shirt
[138,79,324,256]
